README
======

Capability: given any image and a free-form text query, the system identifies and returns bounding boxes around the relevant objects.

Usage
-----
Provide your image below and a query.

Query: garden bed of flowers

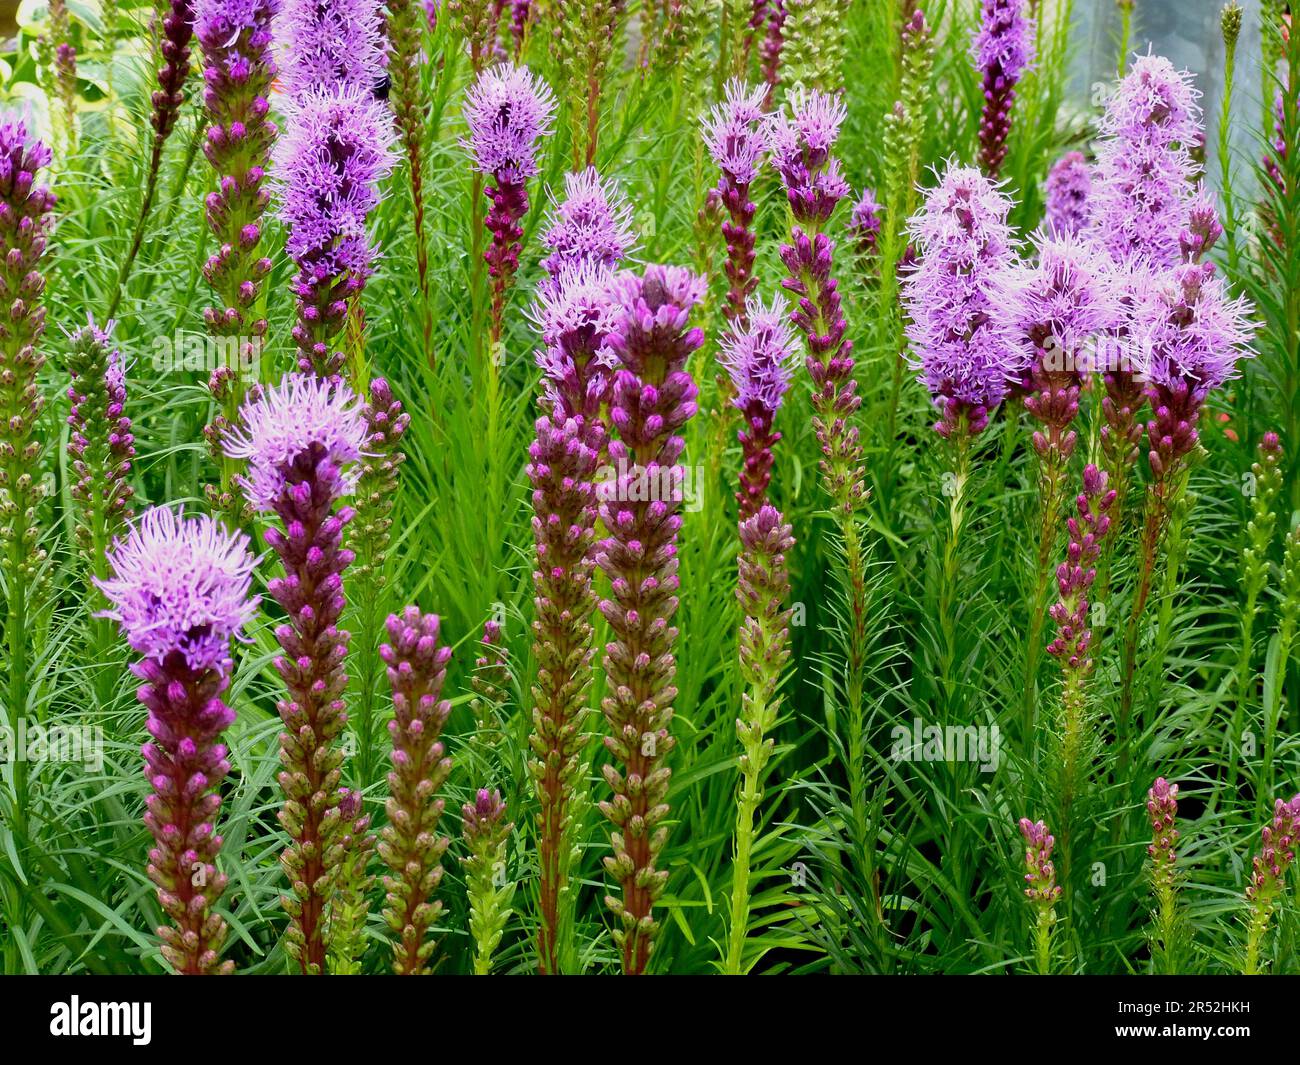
[0,0,1297,977]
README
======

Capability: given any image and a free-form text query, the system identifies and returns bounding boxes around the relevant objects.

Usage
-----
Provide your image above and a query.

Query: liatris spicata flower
[993,232,1118,730]
[66,318,136,578]
[849,187,883,264]
[971,0,1034,177]
[540,166,635,281]
[276,0,386,96]
[44,0,78,153]
[378,607,454,976]
[1091,55,1202,269]
[1227,433,1284,796]
[222,373,368,974]
[463,63,557,349]
[1146,776,1181,971]
[725,505,794,974]
[388,0,436,363]
[903,163,1018,439]
[718,296,798,518]
[97,506,257,974]
[1118,260,1254,730]
[1018,817,1061,974]
[273,87,397,378]
[1044,151,1091,236]
[0,121,55,836]
[760,0,786,107]
[550,0,623,166]
[325,787,375,975]
[347,378,410,785]
[703,80,768,326]
[1242,794,1300,973]
[1046,464,1114,821]
[195,0,279,512]
[781,0,847,94]
[595,264,703,975]
[526,273,610,972]
[770,90,863,512]
[471,619,509,738]
[461,788,515,974]
[108,0,197,317]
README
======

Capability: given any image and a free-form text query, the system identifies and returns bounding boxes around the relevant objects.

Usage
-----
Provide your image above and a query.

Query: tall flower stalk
[347,379,410,787]
[718,297,798,518]
[595,264,703,975]
[903,164,1017,719]
[463,63,557,354]
[66,319,135,581]
[222,374,369,974]
[702,80,767,328]
[971,0,1034,177]
[1117,261,1253,740]
[725,505,794,974]
[550,0,622,167]
[107,0,196,317]
[994,233,1117,736]
[1045,464,1113,873]
[461,788,515,975]
[1226,433,1282,796]
[526,263,615,974]
[1241,794,1300,974]
[97,506,258,974]
[387,0,436,364]
[1018,817,1061,975]
[378,607,454,976]
[194,0,279,517]
[0,121,55,852]
[770,90,871,782]
[1146,777,1181,973]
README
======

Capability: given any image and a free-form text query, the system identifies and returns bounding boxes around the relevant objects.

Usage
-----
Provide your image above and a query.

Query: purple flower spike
[704,80,768,325]
[98,506,256,975]
[1243,793,1300,971]
[1044,151,1091,236]
[222,372,367,974]
[903,162,1018,437]
[849,187,883,261]
[67,318,137,572]
[972,0,1035,176]
[540,165,635,279]
[1147,777,1179,893]
[379,607,454,976]
[531,261,619,422]
[276,0,387,96]
[273,85,397,377]
[1019,818,1062,905]
[463,62,557,344]
[718,296,798,518]
[1046,464,1115,671]
[1091,54,1202,268]
[595,263,703,976]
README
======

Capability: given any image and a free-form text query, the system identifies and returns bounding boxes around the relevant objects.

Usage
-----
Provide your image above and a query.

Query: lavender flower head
[719,296,799,415]
[767,87,851,226]
[274,86,398,283]
[849,187,883,258]
[462,62,557,183]
[540,165,635,277]
[1091,54,1202,267]
[1044,151,1091,236]
[276,0,386,96]
[703,79,769,189]
[972,0,1034,84]
[222,373,369,511]
[531,260,619,416]
[1134,261,1254,394]
[720,296,799,518]
[903,163,1019,434]
[96,506,258,674]
[993,230,1120,378]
